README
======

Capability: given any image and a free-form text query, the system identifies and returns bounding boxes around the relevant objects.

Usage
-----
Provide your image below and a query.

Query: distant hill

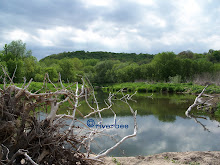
[40,51,154,62]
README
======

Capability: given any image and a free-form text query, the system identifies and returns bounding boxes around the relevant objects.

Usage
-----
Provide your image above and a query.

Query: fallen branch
[94,110,137,159]
[0,67,138,164]
[6,149,38,165]
[185,85,208,117]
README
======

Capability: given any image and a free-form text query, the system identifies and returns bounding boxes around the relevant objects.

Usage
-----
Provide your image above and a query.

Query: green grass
[1,82,219,94]
[102,82,220,94]
[112,157,121,165]
[0,81,78,93]
[214,102,220,116]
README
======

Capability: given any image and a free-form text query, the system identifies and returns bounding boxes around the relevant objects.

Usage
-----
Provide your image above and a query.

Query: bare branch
[46,73,58,90]
[0,67,138,164]
[94,110,138,159]
[7,149,38,165]
[59,72,64,88]
[191,115,210,132]
[10,65,17,85]
[185,85,209,117]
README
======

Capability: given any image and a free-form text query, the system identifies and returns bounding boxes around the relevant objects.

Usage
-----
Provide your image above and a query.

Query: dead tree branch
[185,85,209,117]
[0,68,137,164]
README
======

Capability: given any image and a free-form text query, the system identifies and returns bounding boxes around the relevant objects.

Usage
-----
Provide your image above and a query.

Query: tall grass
[193,72,220,86]
[102,82,220,94]
[0,82,78,93]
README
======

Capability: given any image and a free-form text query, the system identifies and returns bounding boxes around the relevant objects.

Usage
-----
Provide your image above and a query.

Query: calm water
[74,92,220,156]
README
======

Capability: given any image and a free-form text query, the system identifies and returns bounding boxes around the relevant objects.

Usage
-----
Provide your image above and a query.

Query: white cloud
[36,26,76,47]
[199,35,220,49]
[172,0,203,31]
[130,0,156,6]
[7,29,30,42]
[143,13,167,28]
[0,0,220,58]
[81,0,115,8]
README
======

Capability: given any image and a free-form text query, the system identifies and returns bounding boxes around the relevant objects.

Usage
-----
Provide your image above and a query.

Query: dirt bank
[196,93,220,113]
[95,151,220,165]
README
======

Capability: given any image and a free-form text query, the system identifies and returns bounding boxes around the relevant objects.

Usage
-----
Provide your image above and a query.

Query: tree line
[0,40,220,84]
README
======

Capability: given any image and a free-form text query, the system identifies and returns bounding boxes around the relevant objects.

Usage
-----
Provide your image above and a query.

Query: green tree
[140,64,155,81]
[152,52,181,81]
[112,63,129,83]
[121,63,140,82]
[0,40,36,83]
[6,59,24,82]
[7,40,31,58]
[82,59,99,67]
[178,50,194,59]
[208,50,220,63]
[45,67,59,82]
[179,58,194,81]
[197,59,214,73]
[3,44,8,55]
[24,56,37,81]
[94,60,120,84]
[59,58,76,82]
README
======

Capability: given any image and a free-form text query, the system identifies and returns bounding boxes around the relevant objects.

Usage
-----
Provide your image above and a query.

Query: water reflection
[188,114,210,132]
[88,115,220,156]
[76,93,195,121]
[61,92,220,156]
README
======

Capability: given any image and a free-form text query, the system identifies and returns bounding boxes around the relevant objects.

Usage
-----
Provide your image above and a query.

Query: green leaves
[6,40,31,58]
[1,40,219,85]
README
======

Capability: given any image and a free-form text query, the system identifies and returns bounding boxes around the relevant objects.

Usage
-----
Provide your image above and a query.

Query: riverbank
[102,82,220,115]
[102,82,220,94]
[1,82,219,94]
[95,151,220,165]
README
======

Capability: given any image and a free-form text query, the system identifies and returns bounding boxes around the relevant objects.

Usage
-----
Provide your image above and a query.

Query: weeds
[215,103,220,116]
[112,157,121,165]
[102,82,220,94]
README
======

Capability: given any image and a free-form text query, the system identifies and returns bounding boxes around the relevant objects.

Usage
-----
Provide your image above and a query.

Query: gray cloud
[0,0,220,59]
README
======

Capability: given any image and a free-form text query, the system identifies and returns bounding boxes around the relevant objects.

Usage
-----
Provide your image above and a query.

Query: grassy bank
[1,82,220,94]
[0,82,78,93]
[102,82,220,94]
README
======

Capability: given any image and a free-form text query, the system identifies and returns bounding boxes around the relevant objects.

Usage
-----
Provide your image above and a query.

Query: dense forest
[0,40,220,85]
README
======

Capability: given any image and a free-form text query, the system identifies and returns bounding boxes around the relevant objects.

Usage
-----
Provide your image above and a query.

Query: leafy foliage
[1,40,220,85]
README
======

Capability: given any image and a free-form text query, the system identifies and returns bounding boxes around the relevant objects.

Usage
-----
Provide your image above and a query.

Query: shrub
[169,75,182,83]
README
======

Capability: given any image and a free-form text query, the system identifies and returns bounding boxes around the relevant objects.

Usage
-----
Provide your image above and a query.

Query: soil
[95,151,220,165]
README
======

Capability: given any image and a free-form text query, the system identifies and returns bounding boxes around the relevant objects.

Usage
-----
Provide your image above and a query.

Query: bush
[169,75,182,83]
[215,103,220,116]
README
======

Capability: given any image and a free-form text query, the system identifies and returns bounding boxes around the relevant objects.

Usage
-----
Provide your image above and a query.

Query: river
[69,91,220,156]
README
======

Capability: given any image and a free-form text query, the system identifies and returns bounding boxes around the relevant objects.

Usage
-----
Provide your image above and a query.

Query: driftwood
[185,85,209,117]
[0,68,137,164]
[185,85,213,132]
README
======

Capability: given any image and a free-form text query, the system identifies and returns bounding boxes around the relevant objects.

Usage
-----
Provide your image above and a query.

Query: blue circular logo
[87,119,95,127]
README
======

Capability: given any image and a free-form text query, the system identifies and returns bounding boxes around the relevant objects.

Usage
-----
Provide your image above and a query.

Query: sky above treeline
[0,0,220,59]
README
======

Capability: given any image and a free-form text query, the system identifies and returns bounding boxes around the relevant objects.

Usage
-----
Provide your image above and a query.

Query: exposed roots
[0,86,88,164]
[0,72,137,164]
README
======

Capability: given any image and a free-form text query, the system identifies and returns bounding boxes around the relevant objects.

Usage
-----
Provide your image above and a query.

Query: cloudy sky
[0,0,220,59]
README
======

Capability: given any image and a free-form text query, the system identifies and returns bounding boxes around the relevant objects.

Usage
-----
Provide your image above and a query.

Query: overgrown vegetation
[1,40,220,85]
[215,103,220,116]
[102,82,220,94]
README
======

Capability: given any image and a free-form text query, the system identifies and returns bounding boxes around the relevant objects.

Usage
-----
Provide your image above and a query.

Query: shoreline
[102,82,220,94]
[95,151,220,165]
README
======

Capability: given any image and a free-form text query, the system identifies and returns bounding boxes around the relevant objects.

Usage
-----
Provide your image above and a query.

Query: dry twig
[0,68,137,164]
